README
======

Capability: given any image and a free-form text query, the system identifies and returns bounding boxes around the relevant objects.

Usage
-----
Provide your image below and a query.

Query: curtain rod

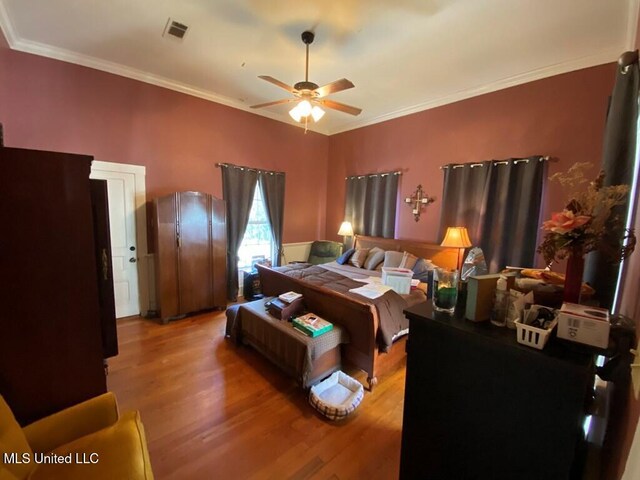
[345,170,402,180]
[215,162,284,175]
[439,156,551,170]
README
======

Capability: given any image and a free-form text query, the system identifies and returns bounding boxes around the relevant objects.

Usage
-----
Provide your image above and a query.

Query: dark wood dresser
[0,146,110,425]
[400,301,594,480]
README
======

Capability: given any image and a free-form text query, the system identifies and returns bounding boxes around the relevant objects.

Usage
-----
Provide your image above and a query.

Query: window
[238,183,274,271]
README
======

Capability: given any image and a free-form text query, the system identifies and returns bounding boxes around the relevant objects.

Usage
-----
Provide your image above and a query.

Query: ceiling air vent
[163,18,189,41]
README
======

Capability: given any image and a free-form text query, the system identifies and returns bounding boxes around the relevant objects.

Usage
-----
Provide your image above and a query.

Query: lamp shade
[337,221,354,236]
[311,105,325,122]
[289,105,302,122]
[440,227,472,248]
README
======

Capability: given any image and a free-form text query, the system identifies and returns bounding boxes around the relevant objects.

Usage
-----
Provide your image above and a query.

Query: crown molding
[0,0,630,138]
[7,36,328,134]
[0,0,17,45]
[0,5,328,136]
[626,0,640,50]
[327,47,621,135]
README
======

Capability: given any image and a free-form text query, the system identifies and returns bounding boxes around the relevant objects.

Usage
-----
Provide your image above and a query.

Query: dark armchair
[307,240,344,265]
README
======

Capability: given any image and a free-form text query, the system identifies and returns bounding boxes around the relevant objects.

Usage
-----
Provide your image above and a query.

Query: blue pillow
[412,258,430,275]
[336,248,355,265]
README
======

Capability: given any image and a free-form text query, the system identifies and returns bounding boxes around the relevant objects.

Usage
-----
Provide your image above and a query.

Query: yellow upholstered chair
[0,392,153,480]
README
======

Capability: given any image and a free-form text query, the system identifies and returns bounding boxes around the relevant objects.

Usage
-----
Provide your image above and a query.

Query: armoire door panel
[154,195,179,319]
[210,197,227,307]
[177,192,212,313]
[90,180,118,359]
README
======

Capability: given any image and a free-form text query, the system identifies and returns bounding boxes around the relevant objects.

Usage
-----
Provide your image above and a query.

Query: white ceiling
[0,0,637,135]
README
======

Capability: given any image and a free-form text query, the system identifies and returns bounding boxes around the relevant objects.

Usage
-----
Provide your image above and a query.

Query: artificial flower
[542,210,591,234]
[537,163,635,265]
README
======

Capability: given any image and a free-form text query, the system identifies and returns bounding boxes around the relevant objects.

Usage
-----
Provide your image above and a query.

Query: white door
[90,168,140,317]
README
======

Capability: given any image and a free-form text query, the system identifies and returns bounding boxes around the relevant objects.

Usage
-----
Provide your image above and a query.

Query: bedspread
[270,263,425,351]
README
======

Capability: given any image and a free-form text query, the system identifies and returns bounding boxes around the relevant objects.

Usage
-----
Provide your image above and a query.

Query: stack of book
[279,291,303,303]
[266,291,304,320]
[292,313,333,337]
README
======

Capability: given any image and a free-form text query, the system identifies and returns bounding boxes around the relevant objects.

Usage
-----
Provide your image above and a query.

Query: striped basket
[309,371,364,420]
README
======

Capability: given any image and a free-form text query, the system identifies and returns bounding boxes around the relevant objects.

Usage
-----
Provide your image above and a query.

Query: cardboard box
[465,274,501,322]
[382,267,413,295]
[557,302,610,349]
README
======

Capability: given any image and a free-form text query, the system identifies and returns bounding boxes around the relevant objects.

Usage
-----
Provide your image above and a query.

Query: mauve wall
[0,35,328,244]
[326,63,616,264]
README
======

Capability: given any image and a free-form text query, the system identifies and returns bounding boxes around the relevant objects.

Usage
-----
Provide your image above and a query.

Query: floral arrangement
[537,162,636,265]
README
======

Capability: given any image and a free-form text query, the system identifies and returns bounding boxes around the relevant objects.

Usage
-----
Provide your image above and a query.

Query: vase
[563,252,585,304]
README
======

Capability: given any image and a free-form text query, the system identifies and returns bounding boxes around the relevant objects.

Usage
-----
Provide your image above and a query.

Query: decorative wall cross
[404,185,434,222]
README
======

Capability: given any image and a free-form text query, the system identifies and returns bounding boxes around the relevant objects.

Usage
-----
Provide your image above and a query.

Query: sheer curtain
[439,157,546,272]
[259,171,285,267]
[221,164,258,300]
[344,172,400,238]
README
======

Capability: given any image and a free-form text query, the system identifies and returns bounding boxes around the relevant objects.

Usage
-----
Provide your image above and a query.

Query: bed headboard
[353,235,458,270]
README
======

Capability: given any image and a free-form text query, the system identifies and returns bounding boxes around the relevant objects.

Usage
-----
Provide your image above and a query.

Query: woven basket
[309,371,364,420]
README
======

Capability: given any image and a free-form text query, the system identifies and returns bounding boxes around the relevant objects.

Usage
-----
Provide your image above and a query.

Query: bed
[257,235,458,390]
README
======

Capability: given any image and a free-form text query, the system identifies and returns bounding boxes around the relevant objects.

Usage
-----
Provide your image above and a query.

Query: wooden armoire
[0,146,113,425]
[152,191,227,322]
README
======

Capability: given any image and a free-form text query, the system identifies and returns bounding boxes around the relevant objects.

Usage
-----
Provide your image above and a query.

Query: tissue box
[557,302,610,349]
[382,267,413,295]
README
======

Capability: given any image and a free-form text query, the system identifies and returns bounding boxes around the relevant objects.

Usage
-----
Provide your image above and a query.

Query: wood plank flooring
[107,309,407,480]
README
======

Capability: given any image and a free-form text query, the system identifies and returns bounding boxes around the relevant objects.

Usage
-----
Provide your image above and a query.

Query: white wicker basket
[309,371,364,420]
[514,315,557,350]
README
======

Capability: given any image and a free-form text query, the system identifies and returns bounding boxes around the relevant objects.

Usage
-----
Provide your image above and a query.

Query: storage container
[514,315,557,350]
[382,267,413,295]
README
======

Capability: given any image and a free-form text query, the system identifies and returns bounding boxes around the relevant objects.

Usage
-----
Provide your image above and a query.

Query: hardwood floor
[107,308,407,480]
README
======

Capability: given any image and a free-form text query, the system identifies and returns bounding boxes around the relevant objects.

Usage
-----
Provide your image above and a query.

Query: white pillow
[399,251,418,270]
[383,251,404,268]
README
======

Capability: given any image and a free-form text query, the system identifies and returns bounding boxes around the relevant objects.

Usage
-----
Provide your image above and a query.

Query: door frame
[90,161,149,316]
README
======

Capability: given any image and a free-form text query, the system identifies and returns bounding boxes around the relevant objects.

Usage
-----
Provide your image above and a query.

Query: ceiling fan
[251,31,362,124]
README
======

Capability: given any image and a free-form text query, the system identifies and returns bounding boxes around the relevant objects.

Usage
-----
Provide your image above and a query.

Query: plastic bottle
[490,275,508,327]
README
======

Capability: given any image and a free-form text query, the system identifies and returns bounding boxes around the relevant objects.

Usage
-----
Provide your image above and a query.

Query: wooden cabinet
[400,302,594,480]
[153,192,226,321]
[0,146,109,425]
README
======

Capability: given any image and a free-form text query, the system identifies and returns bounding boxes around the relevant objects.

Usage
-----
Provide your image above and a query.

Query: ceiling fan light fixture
[297,100,312,117]
[252,30,361,122]
[289,105,302,122]
[311,106,325,122]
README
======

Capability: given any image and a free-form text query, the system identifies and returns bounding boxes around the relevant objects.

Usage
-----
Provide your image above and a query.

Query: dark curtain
[259,172,285,267]
[221,165,258,300]
[345,172,399,238]
[438,161,493,244]
[439,157,546,272]
[584,55,639,310]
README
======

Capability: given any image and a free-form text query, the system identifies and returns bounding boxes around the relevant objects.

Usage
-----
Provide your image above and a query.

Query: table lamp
[440,226,472,272]
[338,221,354,250]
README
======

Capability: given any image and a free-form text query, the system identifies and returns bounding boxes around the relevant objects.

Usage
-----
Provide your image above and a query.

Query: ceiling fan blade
[314,78,355,98]
[319,99,362,116]
[250,98,297,109]
[258,75,297,93]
